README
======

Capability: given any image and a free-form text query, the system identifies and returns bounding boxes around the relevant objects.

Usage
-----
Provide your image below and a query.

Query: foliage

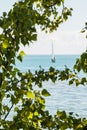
[0,0,87,129]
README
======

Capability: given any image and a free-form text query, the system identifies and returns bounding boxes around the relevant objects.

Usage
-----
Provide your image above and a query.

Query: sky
[0,0,87,55]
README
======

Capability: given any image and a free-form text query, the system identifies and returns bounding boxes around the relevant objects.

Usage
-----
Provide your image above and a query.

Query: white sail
[51,40,55,62]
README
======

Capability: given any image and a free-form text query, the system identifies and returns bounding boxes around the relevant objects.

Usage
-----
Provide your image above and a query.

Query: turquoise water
[16,55,87,118]
[16,55,78,72]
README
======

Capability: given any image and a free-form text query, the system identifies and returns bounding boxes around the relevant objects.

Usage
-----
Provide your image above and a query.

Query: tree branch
[4,104,14,120]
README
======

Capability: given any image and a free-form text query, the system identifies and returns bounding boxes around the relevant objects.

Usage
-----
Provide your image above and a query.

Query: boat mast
[51,39,55,62]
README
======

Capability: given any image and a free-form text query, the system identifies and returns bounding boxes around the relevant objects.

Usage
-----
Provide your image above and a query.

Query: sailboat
[51,40,55,63]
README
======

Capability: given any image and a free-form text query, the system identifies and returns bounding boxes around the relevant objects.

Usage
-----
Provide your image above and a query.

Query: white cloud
[20,30,87,55]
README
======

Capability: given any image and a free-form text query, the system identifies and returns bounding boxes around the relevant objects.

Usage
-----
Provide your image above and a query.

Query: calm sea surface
[16,55,87,118]
[17,55,78,72]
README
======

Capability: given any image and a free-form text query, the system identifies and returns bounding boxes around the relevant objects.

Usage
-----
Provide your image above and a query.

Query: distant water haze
[20,30,87,55]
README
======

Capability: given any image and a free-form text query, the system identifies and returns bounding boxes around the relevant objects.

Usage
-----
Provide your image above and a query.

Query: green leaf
[27,91,35,99]
[37,97,45,105]
[17,55,22,62]
[76,124,83,129]
[80,29,85,33]
[42,89,51,97]
[34,111,38,116]
[19,51,26,57]
[28,112,33,119]
[57,111,67,120]
[31,34,37,41]
[69,79,74,85]
[17,51,26,62]
[75,79,80,86]
[3,12,7,17]
[14,107,19,112]
[2,41,9,49]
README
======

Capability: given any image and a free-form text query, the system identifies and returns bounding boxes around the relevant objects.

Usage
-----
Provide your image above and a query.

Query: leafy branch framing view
[0,0,87,129]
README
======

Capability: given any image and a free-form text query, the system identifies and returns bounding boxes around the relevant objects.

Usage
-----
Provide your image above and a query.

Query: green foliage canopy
[0,0,87,129]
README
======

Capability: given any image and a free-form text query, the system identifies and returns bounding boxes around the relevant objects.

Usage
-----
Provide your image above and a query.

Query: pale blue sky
[60,0,87,31]
[0,0,87,54]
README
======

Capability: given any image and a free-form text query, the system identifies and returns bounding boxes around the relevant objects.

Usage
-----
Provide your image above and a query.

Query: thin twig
[4,104,13,120]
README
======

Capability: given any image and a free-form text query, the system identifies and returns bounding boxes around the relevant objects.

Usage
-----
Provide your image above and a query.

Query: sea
[16,55,87,118]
